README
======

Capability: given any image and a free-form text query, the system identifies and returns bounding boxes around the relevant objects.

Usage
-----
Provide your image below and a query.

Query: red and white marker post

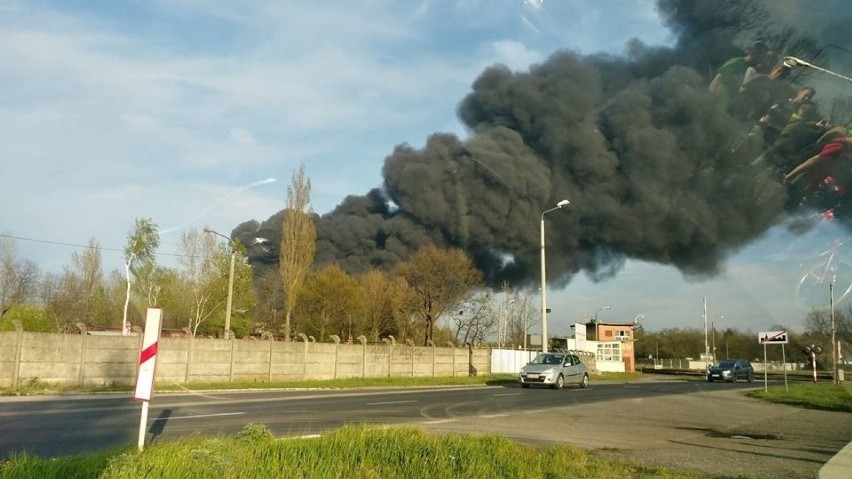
[134,307,163,451]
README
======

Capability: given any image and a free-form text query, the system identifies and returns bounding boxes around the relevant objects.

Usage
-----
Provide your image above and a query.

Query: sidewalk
[818,382,852,479]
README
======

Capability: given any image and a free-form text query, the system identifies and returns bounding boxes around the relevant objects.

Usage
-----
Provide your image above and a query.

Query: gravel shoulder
[419,380,852,478]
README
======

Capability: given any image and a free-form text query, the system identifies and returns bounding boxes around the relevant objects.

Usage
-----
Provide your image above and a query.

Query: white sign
[134,308,163,402]
[574,322,586,350]
[758,330,788,344]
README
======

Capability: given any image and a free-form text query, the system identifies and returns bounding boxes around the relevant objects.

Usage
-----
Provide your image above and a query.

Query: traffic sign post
[134,307,163,452]
[758,331,789,392]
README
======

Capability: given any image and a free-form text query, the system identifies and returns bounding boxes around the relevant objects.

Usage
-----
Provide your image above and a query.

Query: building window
[596,342,621,362]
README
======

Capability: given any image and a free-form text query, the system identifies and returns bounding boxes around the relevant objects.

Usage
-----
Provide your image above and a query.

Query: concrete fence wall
[0,327,491,388]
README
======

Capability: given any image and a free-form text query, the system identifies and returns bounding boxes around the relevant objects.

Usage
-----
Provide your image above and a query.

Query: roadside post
[758,330,788,392]
[803,345,823,383]
[134,307,163,451]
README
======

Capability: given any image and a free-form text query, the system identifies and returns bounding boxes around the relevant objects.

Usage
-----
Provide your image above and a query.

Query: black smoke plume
[235,0,851,288]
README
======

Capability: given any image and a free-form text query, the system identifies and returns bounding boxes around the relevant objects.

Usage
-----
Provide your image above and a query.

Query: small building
[583,321,637,372]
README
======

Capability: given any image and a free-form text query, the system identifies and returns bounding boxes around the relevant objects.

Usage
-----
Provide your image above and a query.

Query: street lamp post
[540,199,570,353]
[204,228,236,339]
[783,56,852,84]
[593,306,611,341]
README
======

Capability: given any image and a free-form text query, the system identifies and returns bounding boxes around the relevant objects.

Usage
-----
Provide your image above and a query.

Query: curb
[819,440,852,479]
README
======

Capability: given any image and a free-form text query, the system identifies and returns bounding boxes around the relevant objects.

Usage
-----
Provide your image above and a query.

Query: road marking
[422,419,456,424]
[478,413,507,418]
[367,400,418,405]
[152,412,246,421]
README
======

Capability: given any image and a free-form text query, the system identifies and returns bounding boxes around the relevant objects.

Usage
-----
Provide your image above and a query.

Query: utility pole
[703,297,710,366]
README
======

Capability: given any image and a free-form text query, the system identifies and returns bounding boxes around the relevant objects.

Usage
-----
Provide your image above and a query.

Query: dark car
[707,359,754,383]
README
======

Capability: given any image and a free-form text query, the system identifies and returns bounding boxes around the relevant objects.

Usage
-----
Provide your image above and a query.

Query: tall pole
[540,199,570,353]
[225,249,235,339]
[703,297,709,366]
[523,297,529,351]
[540,215,548,353]
[831,282,837,384]
[204,228,236,340]
[593,306,610,340]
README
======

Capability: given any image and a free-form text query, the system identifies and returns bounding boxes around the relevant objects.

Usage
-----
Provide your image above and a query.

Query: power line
[0,233,190,259]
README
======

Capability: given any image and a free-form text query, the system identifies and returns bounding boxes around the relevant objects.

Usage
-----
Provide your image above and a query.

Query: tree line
[635,308,851,363]
[1,166,850,353]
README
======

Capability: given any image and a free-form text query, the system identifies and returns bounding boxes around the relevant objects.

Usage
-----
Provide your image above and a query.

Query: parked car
[707,359,754,383]
[519,352,590,389]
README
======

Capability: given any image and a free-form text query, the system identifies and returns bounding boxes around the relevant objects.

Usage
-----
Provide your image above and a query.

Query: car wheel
[708,377,714,382]
[521,383,530,389]
[747,373,754,383]
[553,374,564,390]
[579,373,589,388]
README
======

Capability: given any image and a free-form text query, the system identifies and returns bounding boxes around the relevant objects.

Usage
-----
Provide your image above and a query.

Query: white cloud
[1,0,673,280]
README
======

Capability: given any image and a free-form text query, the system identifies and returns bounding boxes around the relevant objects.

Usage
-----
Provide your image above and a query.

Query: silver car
[519,352,590,389]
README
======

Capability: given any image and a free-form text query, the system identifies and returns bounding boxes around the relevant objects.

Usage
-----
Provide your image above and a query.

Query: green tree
[297,264,363,341]
[0,303,53,332]
[122,218,159,334]
[358,269,412,342]
[279,165,316,341]
[392,245,482,346]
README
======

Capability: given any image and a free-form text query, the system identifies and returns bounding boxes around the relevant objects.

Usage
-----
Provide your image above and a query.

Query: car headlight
[722,370,732,376]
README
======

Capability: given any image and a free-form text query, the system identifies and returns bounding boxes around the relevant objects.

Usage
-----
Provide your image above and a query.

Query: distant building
[582,321,637,372]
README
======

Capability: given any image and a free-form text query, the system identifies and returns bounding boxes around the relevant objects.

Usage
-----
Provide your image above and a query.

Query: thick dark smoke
[235,0,851,288]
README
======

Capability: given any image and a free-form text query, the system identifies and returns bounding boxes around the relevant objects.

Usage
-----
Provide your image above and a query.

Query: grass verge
[746,382,852,412]
[0,423,721,479]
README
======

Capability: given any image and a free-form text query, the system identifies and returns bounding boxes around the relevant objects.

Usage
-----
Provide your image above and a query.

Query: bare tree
[122,218,159,334]
[279,165,316,340]
[254,268,283,333]
[178,229,219,336]
[49,239,104,330]
[0,236,40,319]
[452,290,497,346]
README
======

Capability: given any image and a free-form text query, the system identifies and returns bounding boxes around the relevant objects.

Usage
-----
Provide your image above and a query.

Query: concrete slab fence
[0,323,490,388]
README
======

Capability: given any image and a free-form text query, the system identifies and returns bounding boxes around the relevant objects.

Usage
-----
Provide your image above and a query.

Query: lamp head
[782,56,800,68]
[556,199,570,208]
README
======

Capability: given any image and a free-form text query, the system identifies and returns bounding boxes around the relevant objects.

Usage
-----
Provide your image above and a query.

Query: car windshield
[531,354,564,365]
[715,360,737,368]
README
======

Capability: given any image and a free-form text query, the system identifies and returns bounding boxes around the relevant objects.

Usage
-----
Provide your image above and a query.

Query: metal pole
[204,228,237,339]
[831,282,837,384]
[703,297,709,368]
[137,401,149,451]
[539,200,569,354]
[763,343,768,392]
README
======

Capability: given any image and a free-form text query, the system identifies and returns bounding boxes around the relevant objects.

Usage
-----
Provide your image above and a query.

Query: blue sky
[1,0,849,335]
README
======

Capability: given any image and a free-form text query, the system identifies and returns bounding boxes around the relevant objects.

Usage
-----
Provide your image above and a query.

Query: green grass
[746,382,852,412]
[0,423,722,479]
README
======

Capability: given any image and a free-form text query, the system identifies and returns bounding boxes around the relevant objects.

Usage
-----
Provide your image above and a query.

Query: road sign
[134,308,163,402]
[758,330,788,344]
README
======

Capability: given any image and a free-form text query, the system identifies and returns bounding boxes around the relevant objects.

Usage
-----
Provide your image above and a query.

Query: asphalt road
[1,378,849,478]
